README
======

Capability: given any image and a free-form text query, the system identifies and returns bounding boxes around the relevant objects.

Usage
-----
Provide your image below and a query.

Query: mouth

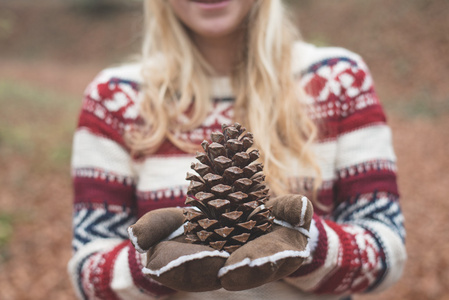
[190,0,231,8]
[191,0,229,3]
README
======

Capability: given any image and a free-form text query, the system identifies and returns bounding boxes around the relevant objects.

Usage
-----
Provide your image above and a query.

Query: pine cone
[184,123,273,253]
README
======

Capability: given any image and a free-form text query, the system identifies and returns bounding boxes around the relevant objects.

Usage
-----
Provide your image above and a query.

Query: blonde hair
[126,0,322,198]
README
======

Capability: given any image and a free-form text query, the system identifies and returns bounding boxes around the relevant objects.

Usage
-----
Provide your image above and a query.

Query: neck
[192,31,244,77]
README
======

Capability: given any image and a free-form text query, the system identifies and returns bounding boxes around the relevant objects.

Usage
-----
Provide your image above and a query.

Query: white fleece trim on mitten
[163,224,186,241]
[307,219,319,253]
[127,227,145,253]
[273,219,310,238]
[142,250,230,277]
[299,196,309,226]
[218,247,310,278]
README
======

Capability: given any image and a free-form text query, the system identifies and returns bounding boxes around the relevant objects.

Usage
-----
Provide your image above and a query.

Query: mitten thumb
[128,208,185,253]
[266,194,313,230]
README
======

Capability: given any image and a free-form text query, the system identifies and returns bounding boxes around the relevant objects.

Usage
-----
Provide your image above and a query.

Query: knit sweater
[68,42,406,300]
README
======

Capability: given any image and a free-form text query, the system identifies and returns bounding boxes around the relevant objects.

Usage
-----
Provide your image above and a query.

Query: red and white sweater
[68,43,406,300]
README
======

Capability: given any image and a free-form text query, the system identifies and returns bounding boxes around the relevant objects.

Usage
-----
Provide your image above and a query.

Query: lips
[190,0,231,11]
[191,0,228,3]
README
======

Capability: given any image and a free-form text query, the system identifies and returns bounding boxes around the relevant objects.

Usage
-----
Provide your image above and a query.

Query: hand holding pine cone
[128,123,313,292]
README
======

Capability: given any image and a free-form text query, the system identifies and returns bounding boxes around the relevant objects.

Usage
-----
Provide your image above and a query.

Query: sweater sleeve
[284,53,407,295]
[67,71,175,300]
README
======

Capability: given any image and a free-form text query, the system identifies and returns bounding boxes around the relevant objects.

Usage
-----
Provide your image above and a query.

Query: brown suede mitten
[128,208,185,253]
[218,194,313,291]
[128,207,229,292]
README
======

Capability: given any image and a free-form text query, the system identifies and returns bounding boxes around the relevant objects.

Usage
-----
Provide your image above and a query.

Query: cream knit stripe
[72,128,134,178]
[283,125,395,183]
[335,124,396,169]
[134,155,195,191]
[284,140,337,181]
[284,222,340,292]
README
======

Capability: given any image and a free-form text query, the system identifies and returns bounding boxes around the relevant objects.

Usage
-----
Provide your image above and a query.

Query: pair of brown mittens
[128,194,313,292]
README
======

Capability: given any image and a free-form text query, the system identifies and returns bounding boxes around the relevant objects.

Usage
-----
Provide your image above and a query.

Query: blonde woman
[68,0,406,299]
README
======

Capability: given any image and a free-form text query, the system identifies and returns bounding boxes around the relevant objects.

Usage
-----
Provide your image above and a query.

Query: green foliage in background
[0,80,79,172]
[385,93,449,119]
[0,213,13,262]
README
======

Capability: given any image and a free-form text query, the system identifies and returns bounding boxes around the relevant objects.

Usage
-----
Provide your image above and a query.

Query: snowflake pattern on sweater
[68,43,406,300]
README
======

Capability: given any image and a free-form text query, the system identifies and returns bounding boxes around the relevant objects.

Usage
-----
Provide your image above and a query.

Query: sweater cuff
[289,214,327,277]
[127,241,176,297]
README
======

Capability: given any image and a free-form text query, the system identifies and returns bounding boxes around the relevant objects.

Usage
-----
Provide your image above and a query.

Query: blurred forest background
[0,0,448,299]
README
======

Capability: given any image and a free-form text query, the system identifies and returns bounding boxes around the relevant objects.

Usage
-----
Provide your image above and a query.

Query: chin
[169,0,254,40]
[192,17,244,39]
[196,26,237,39]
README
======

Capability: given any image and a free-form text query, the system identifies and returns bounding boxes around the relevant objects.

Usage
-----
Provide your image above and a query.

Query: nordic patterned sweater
[68,42,406,300]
